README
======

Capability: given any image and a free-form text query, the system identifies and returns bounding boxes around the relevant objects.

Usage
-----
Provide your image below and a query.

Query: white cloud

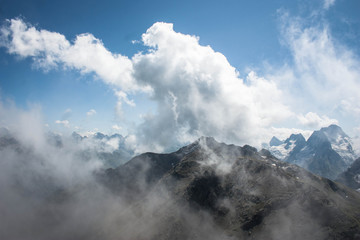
[282,13,360,110]
[323,0,335,10]
[0,18,140,92]
[267,11,360,131]
[86,109,97,116]
[114,91,136,118]
[297,112,338,128]
[130,22,293,149]
[115,91,135,107]
[55,119,70,127]
[112,124,122,131]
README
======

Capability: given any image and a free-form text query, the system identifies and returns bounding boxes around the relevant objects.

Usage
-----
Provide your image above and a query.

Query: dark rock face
[102,137,360,239]
[286,130,347,179]
[336,158,360,190]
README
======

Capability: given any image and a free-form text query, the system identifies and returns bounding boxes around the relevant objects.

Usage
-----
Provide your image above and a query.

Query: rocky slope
[101,137,360,239]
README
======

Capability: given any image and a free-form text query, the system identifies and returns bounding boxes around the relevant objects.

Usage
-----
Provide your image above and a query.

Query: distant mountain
[100,137,360,239]
[268,125,357,180]
[321,125,356,165]
[336,158,360,191]
[71,131,134,168]
[269,133,306,160]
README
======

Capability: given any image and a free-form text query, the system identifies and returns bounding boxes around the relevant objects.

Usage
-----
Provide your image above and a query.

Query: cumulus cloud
[131,23,293,150]
[298,112,338,128]
[0,18,139,91]
[0,18,151,121]
[55,119,69,127]
[86,109,97,116]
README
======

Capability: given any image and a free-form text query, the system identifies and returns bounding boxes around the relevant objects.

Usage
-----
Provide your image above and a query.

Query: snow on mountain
[70,131,134,168]
[320,125,357,165]
[268,125,357,180]
[268,133,306,161]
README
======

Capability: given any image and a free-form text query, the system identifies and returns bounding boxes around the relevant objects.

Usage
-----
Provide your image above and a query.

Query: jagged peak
[285,133,306,145]
[288,133,305,140]
[306,130,331,149]
[270,136,283,146]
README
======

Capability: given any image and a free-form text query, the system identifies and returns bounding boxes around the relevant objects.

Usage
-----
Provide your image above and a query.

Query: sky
[0,0,360,152]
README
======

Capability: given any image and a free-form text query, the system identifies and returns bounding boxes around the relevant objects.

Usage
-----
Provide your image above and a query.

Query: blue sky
[0,0,360,151]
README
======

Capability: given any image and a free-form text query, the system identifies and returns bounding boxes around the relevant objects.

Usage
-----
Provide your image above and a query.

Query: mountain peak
[197,136,216,143]
[320,124,348,138]
[288,133,305,141]
[101,139,360,239]
[284,133,306,149]
[269,136,283,146]
[307,130,331,148]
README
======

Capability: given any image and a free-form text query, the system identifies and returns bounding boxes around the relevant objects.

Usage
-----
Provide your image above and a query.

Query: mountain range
[1,127,360,239]
[100,137,360,239]
[268,124,357,180]
[71,131,134,168]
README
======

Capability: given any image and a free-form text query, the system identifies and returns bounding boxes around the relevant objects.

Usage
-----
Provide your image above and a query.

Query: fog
[0,102,236,240]
[0,101,358,240]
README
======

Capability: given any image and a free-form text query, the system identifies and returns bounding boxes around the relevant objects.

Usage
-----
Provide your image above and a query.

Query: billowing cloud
[86,109,97,116]
[0,18,149,119]
[0,18,138,91]
[131,23,293,150]
[297,112,338,128]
